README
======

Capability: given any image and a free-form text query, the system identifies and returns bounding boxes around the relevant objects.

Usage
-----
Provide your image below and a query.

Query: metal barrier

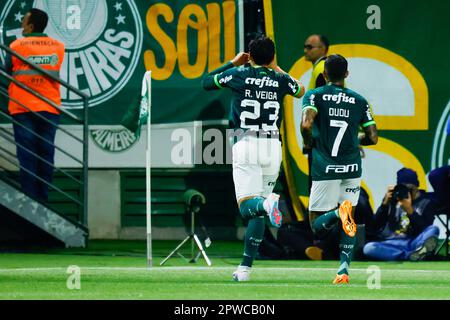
[0,43,89,227]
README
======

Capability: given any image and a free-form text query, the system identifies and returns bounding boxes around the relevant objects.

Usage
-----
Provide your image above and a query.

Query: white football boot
[232,265,251,282]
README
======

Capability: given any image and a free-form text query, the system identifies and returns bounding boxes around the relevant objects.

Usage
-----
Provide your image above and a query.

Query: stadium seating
[120,170,241,238]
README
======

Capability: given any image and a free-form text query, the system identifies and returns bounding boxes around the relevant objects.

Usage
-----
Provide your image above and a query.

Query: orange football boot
[333,274,349,284]
[339,200,357,237]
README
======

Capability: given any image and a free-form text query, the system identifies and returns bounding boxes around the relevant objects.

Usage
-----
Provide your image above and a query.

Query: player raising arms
[202,36,304,281]
[301,54,378,284]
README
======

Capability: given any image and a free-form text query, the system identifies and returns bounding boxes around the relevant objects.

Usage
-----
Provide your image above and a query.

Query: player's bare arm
[301,108,317,149]
[358,124,378,146]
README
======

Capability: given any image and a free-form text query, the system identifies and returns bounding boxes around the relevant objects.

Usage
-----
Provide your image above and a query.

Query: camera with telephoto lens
[392,184,411,201]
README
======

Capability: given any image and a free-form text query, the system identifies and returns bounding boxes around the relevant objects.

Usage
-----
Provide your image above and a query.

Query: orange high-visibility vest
[8,33,65,115]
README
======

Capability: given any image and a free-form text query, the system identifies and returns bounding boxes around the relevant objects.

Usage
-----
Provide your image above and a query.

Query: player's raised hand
[268,60,283,73]
[231,52,250,66]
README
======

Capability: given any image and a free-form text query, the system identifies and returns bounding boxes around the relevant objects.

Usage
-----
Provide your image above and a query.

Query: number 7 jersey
[213,65,302,134]
[302,84,376,181]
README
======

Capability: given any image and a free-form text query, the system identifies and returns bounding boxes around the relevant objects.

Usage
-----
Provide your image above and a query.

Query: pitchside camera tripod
[160,189,211,266]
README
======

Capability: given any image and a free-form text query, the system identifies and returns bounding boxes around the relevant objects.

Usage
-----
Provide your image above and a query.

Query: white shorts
[308,178,361,212]
[232,136,282,201]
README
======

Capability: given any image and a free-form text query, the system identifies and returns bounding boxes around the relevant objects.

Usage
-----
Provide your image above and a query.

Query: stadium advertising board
[0,0,242,165]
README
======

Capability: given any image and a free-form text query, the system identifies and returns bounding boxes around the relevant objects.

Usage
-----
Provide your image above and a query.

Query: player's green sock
[239,197,266,220]
[311,209,339,237]
[241,216,265,267]
[337,227,357,275]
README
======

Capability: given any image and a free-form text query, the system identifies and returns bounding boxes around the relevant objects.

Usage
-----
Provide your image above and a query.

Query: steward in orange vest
[7,8,65,203]
[8,33,64,115]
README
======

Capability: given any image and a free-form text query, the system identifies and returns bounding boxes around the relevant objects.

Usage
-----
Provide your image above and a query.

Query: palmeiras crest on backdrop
[0,0,143,109]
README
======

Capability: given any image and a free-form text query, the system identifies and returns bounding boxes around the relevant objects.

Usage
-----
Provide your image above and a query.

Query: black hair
[248,36,275,66]
[318,35,329,52]
[28,8,48,33]
[325,54,348,82]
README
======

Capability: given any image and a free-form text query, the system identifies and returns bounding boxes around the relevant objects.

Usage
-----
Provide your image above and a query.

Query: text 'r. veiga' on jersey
[244,89,277,100]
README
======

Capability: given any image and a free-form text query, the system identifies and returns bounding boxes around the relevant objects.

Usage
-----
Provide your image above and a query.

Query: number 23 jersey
[302,84,376,180]
[214,65,302,133]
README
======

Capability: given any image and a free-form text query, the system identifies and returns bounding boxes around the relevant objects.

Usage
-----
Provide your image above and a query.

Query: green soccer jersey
[204,62,302,133]
[302,84,376,181]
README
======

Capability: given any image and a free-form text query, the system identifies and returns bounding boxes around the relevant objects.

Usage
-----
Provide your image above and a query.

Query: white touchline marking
[204,283,430,289]
[0,266,449,273]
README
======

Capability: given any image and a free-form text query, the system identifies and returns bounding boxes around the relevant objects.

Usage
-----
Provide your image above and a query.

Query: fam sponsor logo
[323,92,355,104]
[0,0,143,109]
[325,163,359,173]
[245,76,279,88]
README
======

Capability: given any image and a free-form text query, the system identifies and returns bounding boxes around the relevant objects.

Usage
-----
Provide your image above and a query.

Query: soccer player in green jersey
[203,36,304,281]
[301,54,378,284]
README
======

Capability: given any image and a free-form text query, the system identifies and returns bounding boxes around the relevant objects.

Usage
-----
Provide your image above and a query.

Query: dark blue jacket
[371,190,438,240]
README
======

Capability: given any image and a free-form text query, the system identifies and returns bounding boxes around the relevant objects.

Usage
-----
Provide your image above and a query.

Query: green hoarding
[0,0,242,124]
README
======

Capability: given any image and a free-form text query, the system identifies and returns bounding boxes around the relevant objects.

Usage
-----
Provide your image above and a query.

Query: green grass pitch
[0,241,448,300]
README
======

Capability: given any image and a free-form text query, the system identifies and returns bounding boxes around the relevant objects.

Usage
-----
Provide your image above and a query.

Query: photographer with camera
[363,168,440,261]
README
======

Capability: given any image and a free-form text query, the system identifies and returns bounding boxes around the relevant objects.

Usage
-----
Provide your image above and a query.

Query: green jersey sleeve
[302,89,318,113]
[213,67,241,90]
[202,61,236,91]
[283,74,302,97]
[360,101,376,128]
